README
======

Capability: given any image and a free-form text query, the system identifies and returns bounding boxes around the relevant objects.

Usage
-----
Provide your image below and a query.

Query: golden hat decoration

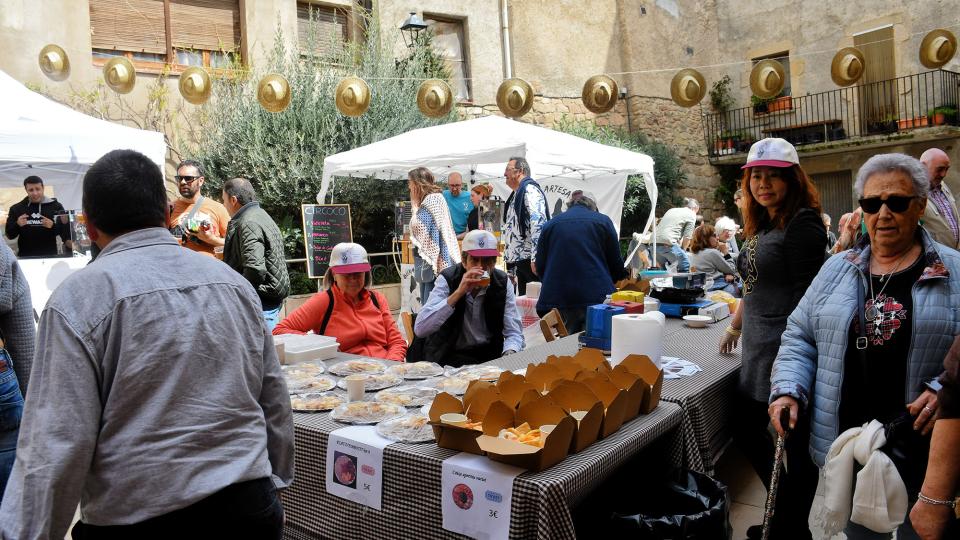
[257,73,291,113]
[669,68,706,107]
[919,29,957,69]
[103,56,136,94]
[581,74,619,114]
[830,47,865,86]
[749,58,786,99]
[179,67,212,105]
[496,77,534,118]
[417,79,453,118]
[38,44,70,81]
[335,76,371,117]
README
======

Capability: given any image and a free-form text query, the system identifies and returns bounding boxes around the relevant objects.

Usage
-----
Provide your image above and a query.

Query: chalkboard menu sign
[301,204,353,279]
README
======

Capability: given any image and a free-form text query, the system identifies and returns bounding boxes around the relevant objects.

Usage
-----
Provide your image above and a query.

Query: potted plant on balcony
[767,92,793,112]
[736,131,755,152]
[751,95,773,115]
[929,105,958,125]
[709,75,735,113]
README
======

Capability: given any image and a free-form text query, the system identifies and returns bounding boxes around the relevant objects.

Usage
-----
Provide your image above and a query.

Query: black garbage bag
[597,470,731,539]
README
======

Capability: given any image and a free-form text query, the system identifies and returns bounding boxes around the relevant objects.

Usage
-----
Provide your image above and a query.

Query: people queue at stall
[0,142,958,538]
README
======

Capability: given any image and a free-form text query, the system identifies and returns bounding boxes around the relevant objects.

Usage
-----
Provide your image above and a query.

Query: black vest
[422,265,508,366]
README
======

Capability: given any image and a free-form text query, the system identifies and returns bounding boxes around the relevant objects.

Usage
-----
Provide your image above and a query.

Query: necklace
[865,248,913,321]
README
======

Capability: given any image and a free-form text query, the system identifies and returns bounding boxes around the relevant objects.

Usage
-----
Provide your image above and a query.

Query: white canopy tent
[318,115,658,234]
[0,69,166,211]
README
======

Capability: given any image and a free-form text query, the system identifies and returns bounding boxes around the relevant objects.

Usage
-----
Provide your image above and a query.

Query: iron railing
[703,69,960,159]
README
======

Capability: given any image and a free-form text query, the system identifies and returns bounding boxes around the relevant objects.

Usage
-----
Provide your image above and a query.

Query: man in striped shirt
[920,148,959,249]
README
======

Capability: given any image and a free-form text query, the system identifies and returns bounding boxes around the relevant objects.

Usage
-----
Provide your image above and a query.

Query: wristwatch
[918,492,960,518]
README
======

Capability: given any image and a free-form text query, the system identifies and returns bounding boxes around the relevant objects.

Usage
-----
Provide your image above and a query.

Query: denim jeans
[262,306,282,332]
[0,349,24,502]
[653,244,691,272]
[412,251,436,307]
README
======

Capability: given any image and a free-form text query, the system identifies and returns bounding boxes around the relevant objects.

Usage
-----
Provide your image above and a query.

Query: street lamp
[400,11,428,48]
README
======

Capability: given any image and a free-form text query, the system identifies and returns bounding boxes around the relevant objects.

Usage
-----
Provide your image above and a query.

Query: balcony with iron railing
[703,69,960,162]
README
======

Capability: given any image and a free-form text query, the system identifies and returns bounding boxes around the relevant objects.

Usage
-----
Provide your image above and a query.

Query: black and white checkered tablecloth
[282,351,684,540]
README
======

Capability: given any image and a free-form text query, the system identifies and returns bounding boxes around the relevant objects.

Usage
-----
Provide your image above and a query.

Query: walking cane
[761,407,792,540]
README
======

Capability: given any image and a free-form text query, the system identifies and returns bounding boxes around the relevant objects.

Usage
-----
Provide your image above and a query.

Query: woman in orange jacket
[274,243,407,361]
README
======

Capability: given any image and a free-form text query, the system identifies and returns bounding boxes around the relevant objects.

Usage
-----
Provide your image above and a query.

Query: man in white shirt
[653,198,699,271]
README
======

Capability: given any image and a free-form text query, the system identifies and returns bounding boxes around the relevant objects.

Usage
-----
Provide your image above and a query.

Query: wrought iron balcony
[703,69,960,161]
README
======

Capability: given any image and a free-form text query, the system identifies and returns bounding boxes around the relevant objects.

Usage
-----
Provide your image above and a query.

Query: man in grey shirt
[652,198,699,271]
[0,150,294,539]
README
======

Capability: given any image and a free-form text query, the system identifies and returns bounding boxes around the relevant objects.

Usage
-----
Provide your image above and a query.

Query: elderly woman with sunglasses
[770,153,960,539]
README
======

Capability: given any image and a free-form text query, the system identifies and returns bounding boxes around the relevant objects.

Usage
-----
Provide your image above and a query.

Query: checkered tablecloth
[514,295,540,328]
[282,351,684,540]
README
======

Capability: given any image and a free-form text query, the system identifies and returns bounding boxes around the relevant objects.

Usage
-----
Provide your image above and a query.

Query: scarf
[409,192,461,274]
[817,419,908,536]
[504,177,550,238]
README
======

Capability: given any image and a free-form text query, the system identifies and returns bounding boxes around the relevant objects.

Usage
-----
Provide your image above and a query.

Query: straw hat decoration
[750,58,786,99]
[336,76,371,117]
[830,47,865,87]
[103,56,136,94]
[38,44,70,81]
[257,73,291,113]
[417,79,454,118]
[582,74,619,114]
[919,29,957,69]
[496,77,535,118]
[670,68,706,107]
[179,67,212,105]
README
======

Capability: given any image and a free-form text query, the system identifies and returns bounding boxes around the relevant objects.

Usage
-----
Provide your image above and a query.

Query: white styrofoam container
[274,334,340,364]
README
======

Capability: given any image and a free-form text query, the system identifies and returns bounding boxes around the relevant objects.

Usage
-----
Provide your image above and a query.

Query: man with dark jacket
[535,191,626,333]
[5,176,70,257]
[221,178,290,330]
[414,229,524,367]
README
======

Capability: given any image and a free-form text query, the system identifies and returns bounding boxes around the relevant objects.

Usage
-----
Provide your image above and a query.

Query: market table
[283,351,684,540]
[500,318,742,475]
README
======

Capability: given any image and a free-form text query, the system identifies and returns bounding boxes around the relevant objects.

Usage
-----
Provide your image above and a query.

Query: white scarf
[818,419,908,536]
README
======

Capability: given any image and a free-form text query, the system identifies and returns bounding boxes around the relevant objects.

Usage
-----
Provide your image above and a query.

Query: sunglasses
[858,195,918,214]
[175,175,200,183]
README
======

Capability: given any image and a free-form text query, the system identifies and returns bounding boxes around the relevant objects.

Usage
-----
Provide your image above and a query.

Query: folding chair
[400,311,415,344]
[539,308,569,343]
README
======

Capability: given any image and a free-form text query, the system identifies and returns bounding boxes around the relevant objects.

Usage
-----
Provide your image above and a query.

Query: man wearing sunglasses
[169,160,230,257]
[920,148,959,250]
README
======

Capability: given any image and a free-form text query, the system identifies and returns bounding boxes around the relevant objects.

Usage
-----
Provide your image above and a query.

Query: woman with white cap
[274,242,406,361]
[718,137,826,540]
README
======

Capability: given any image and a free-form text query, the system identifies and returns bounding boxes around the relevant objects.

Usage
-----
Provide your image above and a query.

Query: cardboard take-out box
[495,373,542,408]
[428,386,515,454]
[545,380,605,452]
[618,354,664,414]
[524,363,564,394]
[475,396,576,471]
[574,371,630,437]
[608,365,648,420]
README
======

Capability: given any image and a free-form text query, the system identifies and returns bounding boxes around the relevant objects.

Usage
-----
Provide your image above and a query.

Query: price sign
[301,204,353,279]
[326,425,392,510]
[441,453,522,539]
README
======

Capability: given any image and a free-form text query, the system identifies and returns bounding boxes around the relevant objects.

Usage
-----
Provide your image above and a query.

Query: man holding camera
[169,160,230,257]
[414,229,523,367]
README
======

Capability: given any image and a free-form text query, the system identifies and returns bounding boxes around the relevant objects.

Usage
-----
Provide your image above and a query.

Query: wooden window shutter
[90,0,167,54]
[170,0,241,52]
[297,2,348,57]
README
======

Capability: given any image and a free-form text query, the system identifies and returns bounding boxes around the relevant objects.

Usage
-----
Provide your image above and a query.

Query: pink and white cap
[742,137,799,169]
[462,230,499,257]
[329,242,372,274]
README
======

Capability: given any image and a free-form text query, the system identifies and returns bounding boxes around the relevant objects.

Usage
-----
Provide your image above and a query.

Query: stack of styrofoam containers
[272,334,339,364]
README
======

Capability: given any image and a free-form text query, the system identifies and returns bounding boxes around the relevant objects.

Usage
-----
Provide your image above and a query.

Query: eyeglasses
[858,195,918,214]
[175,175,200,183]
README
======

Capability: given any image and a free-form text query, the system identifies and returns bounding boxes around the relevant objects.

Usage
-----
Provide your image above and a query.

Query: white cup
[345,375,366,402]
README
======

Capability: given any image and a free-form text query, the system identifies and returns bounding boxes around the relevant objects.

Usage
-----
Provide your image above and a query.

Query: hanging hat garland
[103,56,136,94]
[581,74,619,113]
[335,76,371,117]
[749,58,786,99]
[496,77,534,118]
[257,73,291,113]
[179,67,212,105]
[830,47,865,87]
[38,44,70,81]
[417,79,453,118]
[669,68,706,107]
[919,29,957,69]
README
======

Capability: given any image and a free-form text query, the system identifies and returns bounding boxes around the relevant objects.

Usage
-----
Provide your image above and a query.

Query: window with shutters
[297,2,350,60]
[89,0,241,72]
[423,15,471,102]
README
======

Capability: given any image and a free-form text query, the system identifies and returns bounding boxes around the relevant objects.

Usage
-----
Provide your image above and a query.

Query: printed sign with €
[441,453,523,540]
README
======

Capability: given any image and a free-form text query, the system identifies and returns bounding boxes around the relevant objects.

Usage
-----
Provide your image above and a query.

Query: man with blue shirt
[442,172,474,237]
[415,229,524,366]
[535,191,626,332]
